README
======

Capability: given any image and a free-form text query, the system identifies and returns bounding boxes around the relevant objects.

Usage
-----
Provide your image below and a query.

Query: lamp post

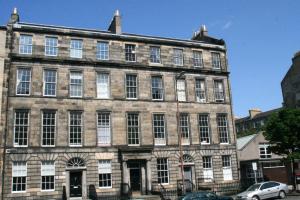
[176,71,185,195]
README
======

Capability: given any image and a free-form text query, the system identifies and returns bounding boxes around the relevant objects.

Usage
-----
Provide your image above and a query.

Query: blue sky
[1,0,299,117]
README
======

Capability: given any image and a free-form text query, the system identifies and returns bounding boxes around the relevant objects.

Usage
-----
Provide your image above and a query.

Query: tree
[263,108,300,159]
[263,108,300,189]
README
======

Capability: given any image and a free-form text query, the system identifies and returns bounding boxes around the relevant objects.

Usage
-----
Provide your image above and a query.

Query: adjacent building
[0,9,239,199]
[235,109,291,189]
[281,51,300,108]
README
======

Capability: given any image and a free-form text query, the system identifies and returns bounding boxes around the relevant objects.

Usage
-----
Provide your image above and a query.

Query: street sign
[252,162,257,171]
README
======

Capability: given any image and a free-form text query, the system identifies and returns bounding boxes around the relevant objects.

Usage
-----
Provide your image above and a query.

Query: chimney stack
[200,25,208,37]
[249,108,262,119]
[9,7,19,24]
[108,10,122,34]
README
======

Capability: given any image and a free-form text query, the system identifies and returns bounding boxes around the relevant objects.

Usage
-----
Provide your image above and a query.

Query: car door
[259,182,273,199]
[268,182,280,198]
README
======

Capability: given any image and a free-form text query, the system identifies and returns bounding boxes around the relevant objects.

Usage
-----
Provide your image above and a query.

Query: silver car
[236,181,288,200]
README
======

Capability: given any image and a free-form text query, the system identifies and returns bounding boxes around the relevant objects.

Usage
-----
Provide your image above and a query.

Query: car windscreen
[247,184,261,191]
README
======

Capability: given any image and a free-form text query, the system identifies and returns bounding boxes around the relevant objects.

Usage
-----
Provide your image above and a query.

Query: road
[286,196,300,200]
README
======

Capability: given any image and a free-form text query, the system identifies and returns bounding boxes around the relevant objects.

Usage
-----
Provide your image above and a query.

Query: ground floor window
[157,158,169,184]
[12,161,27,192]
[202,156,213,182]
[98,160,112,188]
[222,155,233,181]
[41,161,55,191]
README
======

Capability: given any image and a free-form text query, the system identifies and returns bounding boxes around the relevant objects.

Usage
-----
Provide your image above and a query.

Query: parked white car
[236,181,288,200]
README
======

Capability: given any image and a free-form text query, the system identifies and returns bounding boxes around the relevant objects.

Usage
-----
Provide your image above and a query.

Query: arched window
[179,154,194,164]
[67,157,85,167]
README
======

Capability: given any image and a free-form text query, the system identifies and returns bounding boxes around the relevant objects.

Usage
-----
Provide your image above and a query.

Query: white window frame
[259,143,272,159]
[150,46,161,63]
[217,114,229,144]
[69,111,83,147]
[212,52,221,69]
[126,74,138,99]
[70,39,83,58]
[19,35,32,55]
[222,155,233,181]
[173,48,183,66]
[180,113,190,145]
[96,73,110,99]
[127,113,140,146]
[153,114,166,146]
[41,110,56,147]
[214,80,225,102]
[198,114,210,144]
[43,69,57,97]
[157,158,169,185]
[193,51,203,67]
[12,161,27,193]
[45,36,58,56]
[97,112,111,146]
[125,44,136,62]
[202,156,213,182]
[96,41,109,60]
[195,79,206,103]
[151,76,164,101]
[14,110,30,147]
[16,68,31,96]
[41,161,55,191]
[98,160,112,188]
[70,71,83,98]
[176,79,186,102]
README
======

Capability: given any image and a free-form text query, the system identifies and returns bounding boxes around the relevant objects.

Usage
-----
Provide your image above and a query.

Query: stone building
[0,9,239,199]
[281,51,300,108]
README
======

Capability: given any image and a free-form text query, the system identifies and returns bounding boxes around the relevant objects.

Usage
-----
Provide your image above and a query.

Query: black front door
[70,171,82,197]
[130,168,141,191]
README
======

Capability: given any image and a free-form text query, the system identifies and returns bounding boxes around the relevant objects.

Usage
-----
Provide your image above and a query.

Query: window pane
[98,160,112,188]
[177,79,186,101]
[43,70,56,96]
[180,114,189,145]
[14,110,29,147]
[97,73,109,98]
[152,76,163,100]
[69,112,82,146]
[12,162,27,192]
[157,158,169,184]
[97,113,111,146]
[70,39,83,58]
[125,44,136,61]
[153,114,165,145]
[45,37,58,56]
[42,111,56,146]
[150,46,161,63]
[195,79,206,102]
[217,114,229,144]
[198,114,210,144]
[193,51,203,67]
[212,52,221,69]
[70,72,83,97]
[126,74,137,99]
[97,42,109,60]
[19,35,32,54]
[127,113,139,145]
[16,68,31,95]
[173,49,183,65]
[214,80,224,102]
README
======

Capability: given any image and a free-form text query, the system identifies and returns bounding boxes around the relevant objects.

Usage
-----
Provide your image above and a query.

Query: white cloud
[222,21,233,30]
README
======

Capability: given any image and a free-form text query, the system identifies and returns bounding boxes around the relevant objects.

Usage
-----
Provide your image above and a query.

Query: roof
[9,22,226,50]
[237,134,258,150]
[235,108,282,124]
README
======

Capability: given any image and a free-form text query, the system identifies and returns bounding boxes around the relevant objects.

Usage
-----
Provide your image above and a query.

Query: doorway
[70,171,82,197]
[128,162,141,194]
[184,166,193,192]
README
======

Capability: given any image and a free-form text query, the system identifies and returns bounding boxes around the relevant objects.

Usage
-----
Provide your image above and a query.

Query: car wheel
[252,195,259,200]
[278,190,286,199]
